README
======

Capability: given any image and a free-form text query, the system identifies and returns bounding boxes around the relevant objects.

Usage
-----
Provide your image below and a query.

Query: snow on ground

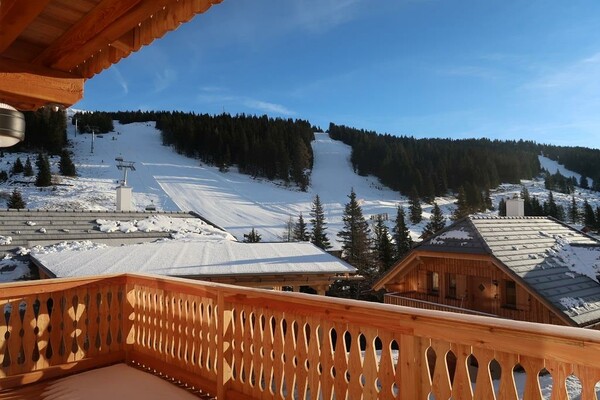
[15,118,449,247]
[539,155,593,187]
[0,113,599,248]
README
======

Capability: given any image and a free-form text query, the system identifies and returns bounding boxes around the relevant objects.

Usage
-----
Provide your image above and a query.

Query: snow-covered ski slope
[24,117,597,246]
[69,120,446,246]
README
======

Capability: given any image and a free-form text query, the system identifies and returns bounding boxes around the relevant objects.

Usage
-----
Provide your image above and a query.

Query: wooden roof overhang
[0,0,222,111]
[373,249,576,327]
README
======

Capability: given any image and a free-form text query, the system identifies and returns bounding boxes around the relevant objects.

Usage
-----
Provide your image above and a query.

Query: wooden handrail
[2,273,600,399]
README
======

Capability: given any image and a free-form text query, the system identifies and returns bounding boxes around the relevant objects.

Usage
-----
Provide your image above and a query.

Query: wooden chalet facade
[374,216,600,329]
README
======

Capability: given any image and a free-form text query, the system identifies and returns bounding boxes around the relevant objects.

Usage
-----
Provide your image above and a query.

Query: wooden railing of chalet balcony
[385,292,496,317]
[2,274,600,399]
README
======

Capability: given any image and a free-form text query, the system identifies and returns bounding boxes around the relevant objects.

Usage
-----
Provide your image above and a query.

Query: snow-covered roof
[0,210,232,256]
[32,241,356,279]
[417,216,600,327]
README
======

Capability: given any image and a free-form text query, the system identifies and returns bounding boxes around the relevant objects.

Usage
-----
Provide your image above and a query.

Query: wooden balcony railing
[1,274,600,399]
[384,292,496,317]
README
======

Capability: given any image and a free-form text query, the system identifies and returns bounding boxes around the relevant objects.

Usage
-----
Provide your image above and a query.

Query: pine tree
[291,137,311,191]
[451,186,469,221]
[498,198,507,216]
[422,202,446,239]
[583,199,596,228]
[293,213,309,242]
[59,150,77,176]
[521,187,532,215]
[569,195,579,224]
[282,216,294,242]
[392,205,412,260]
[243,228,262,243]
[484,189,493,211]
[556,204,566,221]
[11,157,23,174]
[545,191,559,219]
[409,187,422,224]
[372,214,394,274]
[309,194,331,250]
[7,189,26,209]
[24,157,33,177]
[580,175,589,189]
[35,153,52,187]
[596,206,600,232]
[531,196,544,216]
[35,152,45,170]
[337,189,373,299]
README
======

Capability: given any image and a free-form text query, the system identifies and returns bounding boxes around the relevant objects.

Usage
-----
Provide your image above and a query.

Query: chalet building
[374,215,600,329]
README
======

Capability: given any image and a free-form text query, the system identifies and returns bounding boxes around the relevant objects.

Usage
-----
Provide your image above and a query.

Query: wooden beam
[0,0,52,53]
[32,0,145,68]
[415,250,493,261]
[0,0,18,21]
[50,0,216,74]
[0,57,83,111]
[110,31,135,52]
[37,0,174,71]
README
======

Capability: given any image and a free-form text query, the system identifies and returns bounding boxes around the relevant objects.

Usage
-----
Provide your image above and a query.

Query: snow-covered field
[2,116,455,246]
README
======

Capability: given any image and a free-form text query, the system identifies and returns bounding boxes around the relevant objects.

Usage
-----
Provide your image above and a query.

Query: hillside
[1,115,599,249]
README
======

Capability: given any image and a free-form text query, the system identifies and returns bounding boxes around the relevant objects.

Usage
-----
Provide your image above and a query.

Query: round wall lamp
[0,103,25,147]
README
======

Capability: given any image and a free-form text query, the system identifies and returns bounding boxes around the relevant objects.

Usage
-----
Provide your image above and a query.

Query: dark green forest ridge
[68,111,600,204]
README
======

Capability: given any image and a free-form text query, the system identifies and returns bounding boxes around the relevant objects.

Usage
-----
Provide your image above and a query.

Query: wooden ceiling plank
[33,0,145,67]
[0,0,53,53]
[3,39,45,63]
[0,57,83,110]
[52,0,219,76]
[43,3,86,26]
[0,0,19,21]
[51,0,175,72]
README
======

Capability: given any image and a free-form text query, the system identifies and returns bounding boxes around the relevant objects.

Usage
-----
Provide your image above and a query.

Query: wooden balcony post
[124,280,136,354]
[399,334,420,399]
[216,291,233,399]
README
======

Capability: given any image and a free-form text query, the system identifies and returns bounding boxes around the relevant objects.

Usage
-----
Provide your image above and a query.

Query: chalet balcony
[1,275,600,399]
[384,292,497,317]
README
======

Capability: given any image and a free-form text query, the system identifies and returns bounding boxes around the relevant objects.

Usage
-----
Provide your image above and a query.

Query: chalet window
[504,280,517,308]
[446,273,457,298]
[427,271,439,295]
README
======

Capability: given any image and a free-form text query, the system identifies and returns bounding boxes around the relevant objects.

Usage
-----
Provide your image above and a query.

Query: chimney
[506,197,524,217]
[116,185,132,211]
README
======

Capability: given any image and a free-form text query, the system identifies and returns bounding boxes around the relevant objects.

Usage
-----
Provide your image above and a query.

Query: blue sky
[77,1,600,148]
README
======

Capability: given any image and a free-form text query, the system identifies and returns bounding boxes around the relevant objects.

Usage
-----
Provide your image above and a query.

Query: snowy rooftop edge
[32,241,356,278]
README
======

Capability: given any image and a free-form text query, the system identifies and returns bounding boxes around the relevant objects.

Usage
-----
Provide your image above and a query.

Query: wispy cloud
[289,0,365,33]
[436,65,501,80]
[196,88,296,116]
[111,66,129,95]
[154,69,177,93]
[243,99,296,115]
[192,0,370,50]
[524,53,600,94]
